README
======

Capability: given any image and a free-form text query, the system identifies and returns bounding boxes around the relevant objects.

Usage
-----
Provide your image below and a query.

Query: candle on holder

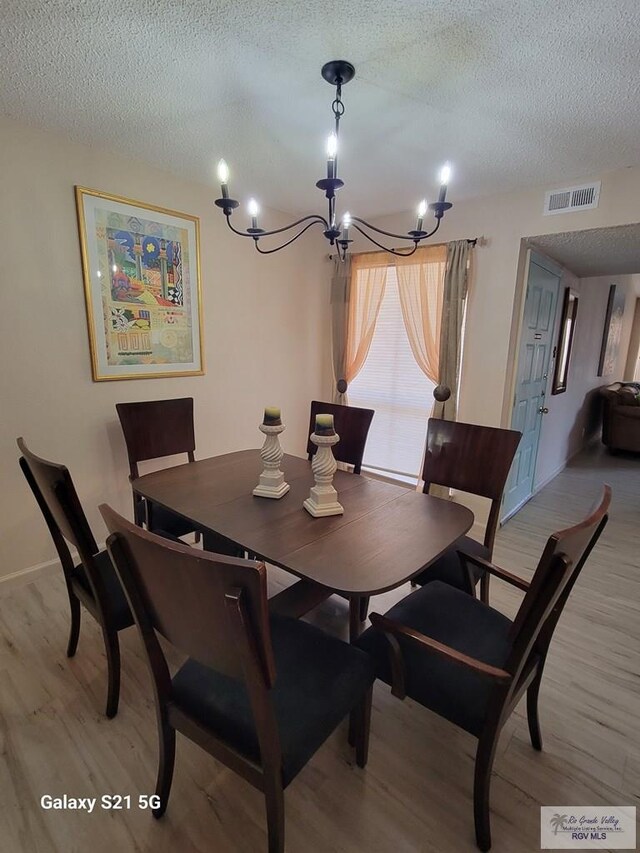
[254,408,289,499]
[342,211,351,241]
[263,406,282,425]
[315,413,335,435]
[438,163,451,203]
[217,159,230,199]
[415,199,427,232]
[248,198,260,230]
[326,132,338,179]
[304,419,343,517]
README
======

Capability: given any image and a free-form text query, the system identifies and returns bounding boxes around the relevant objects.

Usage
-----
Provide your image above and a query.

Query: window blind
[349,266,435,478]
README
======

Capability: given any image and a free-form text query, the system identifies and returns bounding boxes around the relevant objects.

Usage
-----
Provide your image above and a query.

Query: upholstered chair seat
[357,581,513,736]
[173,614,375,785]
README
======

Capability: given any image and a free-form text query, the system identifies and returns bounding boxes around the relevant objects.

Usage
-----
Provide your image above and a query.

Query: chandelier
[214,60,453,259]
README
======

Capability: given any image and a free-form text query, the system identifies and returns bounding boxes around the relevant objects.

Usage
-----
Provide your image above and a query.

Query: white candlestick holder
[303,432,344,517]
[253,423,290,499]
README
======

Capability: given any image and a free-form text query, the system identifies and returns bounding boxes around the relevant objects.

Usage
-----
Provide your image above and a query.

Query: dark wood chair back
[306,401,374,475]
[17,437,98,571]
[100,504,276,687]
[116,398,196,530]
[505,485,611,692]
[363,484,611,851]
[100,503,374,847]
[17,438,130,719]
[115,397,196,479]
[422,418,521,551]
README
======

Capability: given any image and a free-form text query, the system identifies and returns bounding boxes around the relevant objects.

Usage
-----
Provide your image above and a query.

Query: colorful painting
[597,284,626,377]
[76,187,204,380]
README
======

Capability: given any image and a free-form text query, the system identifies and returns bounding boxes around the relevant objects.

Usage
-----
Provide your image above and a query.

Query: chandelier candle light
[215,60,454,259]
[253,407,290,499]
[304,414,344,517]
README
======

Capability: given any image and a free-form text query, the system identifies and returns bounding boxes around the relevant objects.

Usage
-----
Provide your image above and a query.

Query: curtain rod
[328,237,478,261]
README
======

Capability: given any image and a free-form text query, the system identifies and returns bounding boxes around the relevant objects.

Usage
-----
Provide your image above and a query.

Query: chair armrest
[369,612,512,700]
[458,551,530,592]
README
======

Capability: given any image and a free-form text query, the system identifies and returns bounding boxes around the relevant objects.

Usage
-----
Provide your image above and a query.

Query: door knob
[538,406,549,414]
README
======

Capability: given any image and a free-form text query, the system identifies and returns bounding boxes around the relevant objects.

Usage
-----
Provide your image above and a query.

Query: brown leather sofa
[600,382,640,452]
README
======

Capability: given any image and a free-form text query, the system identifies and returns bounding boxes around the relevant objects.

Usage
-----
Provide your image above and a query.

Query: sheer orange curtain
[395,244,448,495]
[395,245,448,384]
[339,252,389,400]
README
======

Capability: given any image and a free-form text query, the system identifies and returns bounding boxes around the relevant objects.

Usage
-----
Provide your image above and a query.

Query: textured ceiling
[2,0,640,217]
[530,224,640,277]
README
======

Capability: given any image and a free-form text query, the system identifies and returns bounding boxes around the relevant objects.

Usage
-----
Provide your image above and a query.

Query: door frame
[501,246,563,522]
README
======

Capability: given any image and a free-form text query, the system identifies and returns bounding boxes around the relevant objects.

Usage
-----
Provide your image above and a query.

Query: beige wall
[0,117,329,579]
[534,272,640,488]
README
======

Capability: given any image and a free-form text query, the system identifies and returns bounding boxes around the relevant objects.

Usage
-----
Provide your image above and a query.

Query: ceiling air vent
[543,181,601,215]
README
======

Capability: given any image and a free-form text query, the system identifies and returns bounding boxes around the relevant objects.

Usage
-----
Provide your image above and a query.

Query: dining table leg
[349,597,364,643]
[202,530,246,559]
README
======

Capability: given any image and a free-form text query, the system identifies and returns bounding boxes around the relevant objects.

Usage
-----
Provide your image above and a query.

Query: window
[349,266,435,478]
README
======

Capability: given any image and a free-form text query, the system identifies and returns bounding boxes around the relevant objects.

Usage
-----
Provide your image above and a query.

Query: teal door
[502,255,560,520]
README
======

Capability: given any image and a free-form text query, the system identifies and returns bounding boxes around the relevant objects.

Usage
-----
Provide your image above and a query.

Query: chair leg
[479,573,490,604]
[152,717,175,819]
[358,596,370,623]
[473,731,499,852]
[351,686,373,768]
[102,628,121,719]
[66,593,81,658]
[347,714,356,747]
[263,776,285,853]
[526,667,544,751]
[349,598,364,643]
[134,495,145,528]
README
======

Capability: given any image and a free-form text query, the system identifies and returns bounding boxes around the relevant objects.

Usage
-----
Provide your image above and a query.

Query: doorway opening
[502,223,640,521]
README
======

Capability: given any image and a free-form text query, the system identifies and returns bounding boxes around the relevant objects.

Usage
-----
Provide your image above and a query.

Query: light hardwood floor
[1,445,638,852]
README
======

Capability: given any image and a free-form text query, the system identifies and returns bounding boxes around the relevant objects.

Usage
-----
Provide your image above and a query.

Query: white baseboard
[501,439,595,525]
[0,556,60,593]
[501,464,566,524]
[533,459,570,494]
[0,540,107,594]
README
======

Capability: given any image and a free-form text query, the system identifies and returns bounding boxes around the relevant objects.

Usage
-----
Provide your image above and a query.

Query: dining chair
[357,485,611,851]
[306,400,374,475]
[100,504,375,853]
[115,397,199,541]
[412,418,522,602]
[17,438,134,718]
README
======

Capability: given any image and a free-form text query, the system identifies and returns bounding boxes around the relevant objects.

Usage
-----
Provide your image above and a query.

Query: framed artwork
[75,187,204,381]
[597,284,625,377]
[551,287,579,395]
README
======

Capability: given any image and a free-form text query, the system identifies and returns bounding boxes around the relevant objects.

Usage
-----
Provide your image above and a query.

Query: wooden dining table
[133,450,474,639]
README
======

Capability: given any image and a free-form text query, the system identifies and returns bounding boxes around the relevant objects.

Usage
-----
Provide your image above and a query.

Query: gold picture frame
[75,187,204,381]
